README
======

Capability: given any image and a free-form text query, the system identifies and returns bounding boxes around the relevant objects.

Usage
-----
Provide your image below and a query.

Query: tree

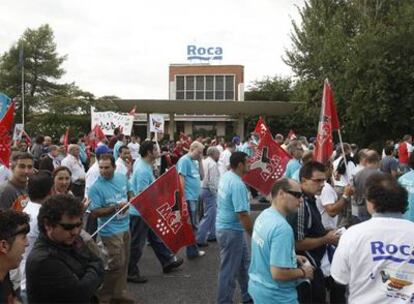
[285,0,414,146]
[0,24,67,118]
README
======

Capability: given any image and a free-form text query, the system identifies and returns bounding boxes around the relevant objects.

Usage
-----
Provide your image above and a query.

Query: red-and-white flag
[314,79,340,164]
[243,132,292,195]
[254,116,271,139]
[0,101,15,167]
[130,166,196,253]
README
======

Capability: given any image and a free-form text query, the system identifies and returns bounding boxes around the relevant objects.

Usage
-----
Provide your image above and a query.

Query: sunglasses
[58,221,83,231]
[286,190,303,199]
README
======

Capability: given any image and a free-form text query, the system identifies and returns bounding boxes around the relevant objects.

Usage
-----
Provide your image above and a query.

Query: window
[175,74,235,101]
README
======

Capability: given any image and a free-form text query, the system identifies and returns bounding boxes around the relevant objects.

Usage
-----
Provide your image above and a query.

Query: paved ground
[128,202,267,304]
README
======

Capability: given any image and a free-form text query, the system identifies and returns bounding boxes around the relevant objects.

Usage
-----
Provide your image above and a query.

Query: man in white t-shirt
[127,136,141,161]
[115,145,132,178]
[218,142,236,176]
[333,143,356,186]
[331,173,414,304]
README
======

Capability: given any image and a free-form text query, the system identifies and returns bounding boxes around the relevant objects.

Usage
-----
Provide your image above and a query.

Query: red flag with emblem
[314,79,340,164]
[243,132,292,195]
[254,117,271,139]
[130,166,195,253]
[0,101,15,168]
[93,124,106,142]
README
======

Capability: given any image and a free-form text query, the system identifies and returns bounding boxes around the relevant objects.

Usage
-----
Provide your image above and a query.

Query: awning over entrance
[114,99,298,116]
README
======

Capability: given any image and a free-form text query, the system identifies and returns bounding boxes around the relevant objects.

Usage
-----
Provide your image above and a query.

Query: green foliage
[0,24,121,137]
[285,0,414,146]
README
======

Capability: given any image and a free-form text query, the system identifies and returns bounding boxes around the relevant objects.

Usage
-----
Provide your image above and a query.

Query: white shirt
[128,142,140,160]
[333,156,356,186]
[218,149,232,176]
[201,157,220,194]
[316,182,339,230]
[61,154,86,183]
[331,216,414,304]
[216,145,224,154]
[85,162,100,198]
[20,201,41,291]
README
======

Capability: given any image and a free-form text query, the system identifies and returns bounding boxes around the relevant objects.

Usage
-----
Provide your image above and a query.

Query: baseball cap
[95,144,111,156]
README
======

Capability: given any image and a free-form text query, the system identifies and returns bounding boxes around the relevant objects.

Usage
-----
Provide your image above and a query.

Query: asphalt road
[128,205,266,304]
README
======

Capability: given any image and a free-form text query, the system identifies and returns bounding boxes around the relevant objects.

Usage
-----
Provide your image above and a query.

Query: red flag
[314,79,340,164]
[243,132,292,195]
[63,128,70,152]
[254,117,271,139]
[22,130,31,145]
[130,166,196,253]
[0,102,15,167]
[287,129,297,140]
[93,124,106,141]
[129,106,137,116]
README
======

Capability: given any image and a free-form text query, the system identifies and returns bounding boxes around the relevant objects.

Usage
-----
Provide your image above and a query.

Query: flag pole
[90,202,131,238]
[336,127,350,183]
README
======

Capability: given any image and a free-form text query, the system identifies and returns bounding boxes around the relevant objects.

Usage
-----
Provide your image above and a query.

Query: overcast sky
[0,0,304,99]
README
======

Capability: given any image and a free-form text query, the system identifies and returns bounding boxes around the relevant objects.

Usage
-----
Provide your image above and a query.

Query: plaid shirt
[201,157,220,194]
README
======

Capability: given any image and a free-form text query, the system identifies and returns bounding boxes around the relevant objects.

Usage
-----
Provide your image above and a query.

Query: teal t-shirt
[129,159,155,216]
[249,207,298,304]
[88,173,130,236]
[240,142,254,157]
[284,159,301,179]
[216,171,250,231]
[177,154,201,201]
[399,170,414,221]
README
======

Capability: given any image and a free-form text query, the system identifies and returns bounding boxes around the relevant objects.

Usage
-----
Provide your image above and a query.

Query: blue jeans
[196,188,217,244]
[186,200,200,257]
[128,215,174,276]
[217,229,252,304]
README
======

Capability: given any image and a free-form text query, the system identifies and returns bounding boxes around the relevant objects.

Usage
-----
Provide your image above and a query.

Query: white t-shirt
[115,158,128,176]
[331,216,414,304]
[85,162,100,198]
[216,144,224,154]
[20,201,41,291]
[128,142,140,160]
[0,164,11,184]
[316,182,339,230]
[218,149,232,176]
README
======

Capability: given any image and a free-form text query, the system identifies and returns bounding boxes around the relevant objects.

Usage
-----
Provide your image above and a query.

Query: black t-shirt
[0,273,15,304]
[287,193,327,267]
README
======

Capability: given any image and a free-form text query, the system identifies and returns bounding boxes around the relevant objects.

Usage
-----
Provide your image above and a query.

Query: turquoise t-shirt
[398,170,414,221]
[216,171,250,231]
[284,159,301,179]
[249,207,298,304]
[177,154,201,201]
[129,159,155,216]
[88,172,130,236]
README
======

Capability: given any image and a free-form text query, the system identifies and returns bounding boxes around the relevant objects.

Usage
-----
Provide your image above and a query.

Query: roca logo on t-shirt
[371,241,414,264]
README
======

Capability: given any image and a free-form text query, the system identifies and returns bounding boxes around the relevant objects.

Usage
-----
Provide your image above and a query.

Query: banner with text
[91,108,134,136]
[149,114,165,133]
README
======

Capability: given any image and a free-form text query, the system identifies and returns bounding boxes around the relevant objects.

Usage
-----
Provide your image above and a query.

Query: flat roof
[114,99,299,116]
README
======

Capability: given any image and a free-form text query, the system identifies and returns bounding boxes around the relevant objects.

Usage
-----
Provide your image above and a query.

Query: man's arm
[296,230,339,251]
[270,266,313,281]
[198,158,204,181]
[238,212,253,236]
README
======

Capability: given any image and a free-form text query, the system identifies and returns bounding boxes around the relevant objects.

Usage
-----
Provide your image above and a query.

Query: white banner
[149,114,165,133]
[91,108,134,136]
[13,123,24,141]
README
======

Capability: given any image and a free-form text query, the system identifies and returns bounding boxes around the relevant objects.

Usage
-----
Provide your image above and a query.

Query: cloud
[0,0,304,98]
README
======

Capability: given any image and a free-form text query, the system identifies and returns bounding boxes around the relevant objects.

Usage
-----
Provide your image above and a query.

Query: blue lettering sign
[187,45,223,61]
[370,241,414,264]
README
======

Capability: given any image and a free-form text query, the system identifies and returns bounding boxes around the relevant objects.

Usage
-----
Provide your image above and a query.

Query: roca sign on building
[187,45,223,61]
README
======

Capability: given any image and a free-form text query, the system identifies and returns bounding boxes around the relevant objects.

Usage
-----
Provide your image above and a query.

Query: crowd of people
[0,128,414,304]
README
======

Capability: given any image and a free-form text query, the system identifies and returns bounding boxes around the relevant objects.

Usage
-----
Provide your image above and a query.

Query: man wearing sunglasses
[287,161,340,303]
[0,210,30,304]
[26,194,104,303]
[249,178,314,303]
